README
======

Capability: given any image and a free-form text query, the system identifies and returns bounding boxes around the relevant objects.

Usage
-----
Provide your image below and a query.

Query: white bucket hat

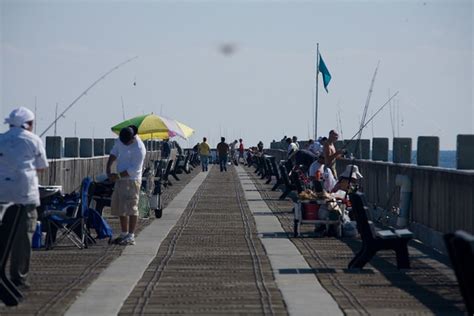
[340,164,363,179]
[4,107,35,128]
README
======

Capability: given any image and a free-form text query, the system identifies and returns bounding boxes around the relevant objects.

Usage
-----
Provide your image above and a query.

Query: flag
[318,53,332,93]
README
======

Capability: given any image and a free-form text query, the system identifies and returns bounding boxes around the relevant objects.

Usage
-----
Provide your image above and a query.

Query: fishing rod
[343,91,399,149]
[359,61,379,140]
[40,56,138,137]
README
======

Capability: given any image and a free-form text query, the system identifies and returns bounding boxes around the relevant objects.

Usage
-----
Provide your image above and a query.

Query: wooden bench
[160,159,174,187]
[348,192,413,269]
[270,158,283,191]
[444,230,474,315]
[170,157,181,181]
[278,164,303,201]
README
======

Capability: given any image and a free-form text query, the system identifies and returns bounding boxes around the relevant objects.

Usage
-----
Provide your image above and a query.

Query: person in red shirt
[238,138,244,164]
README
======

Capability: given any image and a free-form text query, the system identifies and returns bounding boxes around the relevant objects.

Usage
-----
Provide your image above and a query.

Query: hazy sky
[1,0,472,149]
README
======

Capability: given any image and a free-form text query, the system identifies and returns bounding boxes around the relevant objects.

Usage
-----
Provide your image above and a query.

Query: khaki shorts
[111,179,141,216]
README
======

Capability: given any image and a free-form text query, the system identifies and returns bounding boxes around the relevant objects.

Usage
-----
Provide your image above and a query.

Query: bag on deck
[87,208,113,239]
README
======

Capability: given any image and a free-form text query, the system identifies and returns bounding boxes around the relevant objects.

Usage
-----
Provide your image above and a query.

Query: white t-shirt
[308,142,322,156]
[309,161,324,178]
[323,167,337,192]
[0,127,49,205]
[287,143,298,157]
[110,136,146,181]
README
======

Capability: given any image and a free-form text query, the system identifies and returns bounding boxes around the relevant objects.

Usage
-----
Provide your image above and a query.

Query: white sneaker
[119,235,136,246]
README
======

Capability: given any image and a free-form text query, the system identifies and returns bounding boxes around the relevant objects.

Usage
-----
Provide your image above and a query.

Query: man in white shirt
[106,126,146,246]
[0,107,48,289]
[286,137,298,159]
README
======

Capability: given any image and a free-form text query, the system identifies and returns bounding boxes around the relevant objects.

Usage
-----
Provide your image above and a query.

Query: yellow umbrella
[175,120,195,138]
[111,114,194,140]
[111,114,181,140]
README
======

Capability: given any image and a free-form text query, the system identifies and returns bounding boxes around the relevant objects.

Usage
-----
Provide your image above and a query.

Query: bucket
[302,202,320,220]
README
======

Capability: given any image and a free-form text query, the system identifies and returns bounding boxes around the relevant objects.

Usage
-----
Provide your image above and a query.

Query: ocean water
[387,150,456,169]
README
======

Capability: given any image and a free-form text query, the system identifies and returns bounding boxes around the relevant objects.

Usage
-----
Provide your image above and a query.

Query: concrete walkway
[66,168,210,315]
[65,165,342,315]
[236,166,343,315]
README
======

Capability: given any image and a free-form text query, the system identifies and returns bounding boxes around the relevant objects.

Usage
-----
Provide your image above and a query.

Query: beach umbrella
[111,114,190,140]
[175,120,195,138]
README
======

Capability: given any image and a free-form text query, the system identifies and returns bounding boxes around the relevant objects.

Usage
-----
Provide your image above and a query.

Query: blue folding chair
[44,177,95,250]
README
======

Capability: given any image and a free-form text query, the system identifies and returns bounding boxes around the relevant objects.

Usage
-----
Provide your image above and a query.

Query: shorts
[111,179,141,216]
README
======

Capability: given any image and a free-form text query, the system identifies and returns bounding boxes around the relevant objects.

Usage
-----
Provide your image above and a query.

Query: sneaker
[111,234,128,245]
[119,235,136,246]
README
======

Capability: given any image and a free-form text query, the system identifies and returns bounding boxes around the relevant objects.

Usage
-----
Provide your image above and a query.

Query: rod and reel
[40,56,138,137]
[341,91,399,152]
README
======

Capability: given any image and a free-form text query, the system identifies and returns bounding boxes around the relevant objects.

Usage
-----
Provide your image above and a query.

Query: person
[309,137,327,156]
[174,141,183,156]
[216,137,229,172]
[332,164,363,193]
[292,136,299,149]
[107,126,146,246]
[323,130,345,178]
[161,138,171,159]
[257,141,264,153]
[293,149,317,170]
[238,138,244,164]
[198,137,210,172]
[229,140,238,165]
[0,107,48,289]
[286,137,298,159]
[192,142,199,153]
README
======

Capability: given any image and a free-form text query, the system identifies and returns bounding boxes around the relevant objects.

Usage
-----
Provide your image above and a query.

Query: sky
[1,0,472,150]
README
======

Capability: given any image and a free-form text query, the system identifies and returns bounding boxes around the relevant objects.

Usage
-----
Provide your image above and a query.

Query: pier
[1,153,471,315]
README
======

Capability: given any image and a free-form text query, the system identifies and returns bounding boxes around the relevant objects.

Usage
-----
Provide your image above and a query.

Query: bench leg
[395,242,410,269]
[272,179,283,191]
[349,246,376,269]
[279,187,292,200]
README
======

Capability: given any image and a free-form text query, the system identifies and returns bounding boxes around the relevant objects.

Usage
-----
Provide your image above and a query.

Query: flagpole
[314,43,320,139]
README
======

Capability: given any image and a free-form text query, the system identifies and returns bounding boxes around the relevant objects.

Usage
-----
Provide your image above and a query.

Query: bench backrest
[279,164,291,187]
[162,159,174,180]
[264,157,273,176]
[269,157,281,180]
[349,192,376,243]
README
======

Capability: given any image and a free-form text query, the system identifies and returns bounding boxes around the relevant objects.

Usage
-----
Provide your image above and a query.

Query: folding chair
[44,177,95,250]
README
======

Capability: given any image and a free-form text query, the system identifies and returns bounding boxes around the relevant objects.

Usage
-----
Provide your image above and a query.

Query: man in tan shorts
[106,126,146,245]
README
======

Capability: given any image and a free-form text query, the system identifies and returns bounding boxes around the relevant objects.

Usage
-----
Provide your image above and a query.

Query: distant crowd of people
[283,130,362,194]
[193,137,264,172]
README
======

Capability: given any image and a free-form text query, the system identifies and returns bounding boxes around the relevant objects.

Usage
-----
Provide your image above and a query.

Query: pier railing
[38,151,167,193]
[264,149,474,249]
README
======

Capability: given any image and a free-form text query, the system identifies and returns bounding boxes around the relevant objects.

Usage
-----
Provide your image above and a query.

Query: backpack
[87,208,113,239]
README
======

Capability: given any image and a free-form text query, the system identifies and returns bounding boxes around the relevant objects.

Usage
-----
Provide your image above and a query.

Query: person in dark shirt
[216,137,229,172]
[161,139,171,159]
[294,149,317,169]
